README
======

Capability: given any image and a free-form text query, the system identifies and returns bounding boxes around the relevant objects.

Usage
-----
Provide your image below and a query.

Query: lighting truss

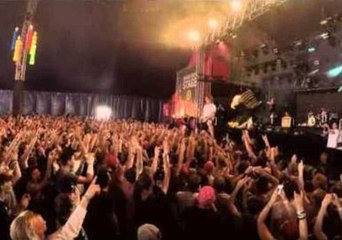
[202,0,287,46]
[15,0,40,81]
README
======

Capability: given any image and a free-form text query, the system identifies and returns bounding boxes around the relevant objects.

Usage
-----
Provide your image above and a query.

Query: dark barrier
[0,90,163,122]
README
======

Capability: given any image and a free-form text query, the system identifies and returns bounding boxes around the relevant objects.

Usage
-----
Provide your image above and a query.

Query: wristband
[296,210,306,220]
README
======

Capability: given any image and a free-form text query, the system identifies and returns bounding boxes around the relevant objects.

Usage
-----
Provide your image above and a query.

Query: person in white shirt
[201,95,216,137]
[10,177,100,240]
[323,122,339,149]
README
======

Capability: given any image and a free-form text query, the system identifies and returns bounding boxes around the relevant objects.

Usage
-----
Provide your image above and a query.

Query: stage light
[308,69,319,77]
[320,32,329,40]
[187,30,200,43]
[208,18,219,30]
[308,47,316,53]
[95,105,112,120]
[320,17,332,26]
[327,65,342,78]
[230,0,243,13]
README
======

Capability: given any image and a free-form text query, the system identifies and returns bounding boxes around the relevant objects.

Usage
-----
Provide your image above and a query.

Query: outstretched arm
[294,191,308,240]
[257,190,278,240]
[49,178,100,240]
[314,194,331,240]
[242,131,257,161]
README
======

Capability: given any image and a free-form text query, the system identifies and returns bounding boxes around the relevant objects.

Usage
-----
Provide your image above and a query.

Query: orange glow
[187,30,200,43]
[208,18,219,30]
[230,0,243,13]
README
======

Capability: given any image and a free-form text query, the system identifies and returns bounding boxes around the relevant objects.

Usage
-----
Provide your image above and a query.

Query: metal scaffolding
[203,0,287,46]
[15,0,40,81]
[13,0,40,115]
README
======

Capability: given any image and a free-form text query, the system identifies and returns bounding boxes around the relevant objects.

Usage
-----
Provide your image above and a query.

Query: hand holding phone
[277,184,284,195]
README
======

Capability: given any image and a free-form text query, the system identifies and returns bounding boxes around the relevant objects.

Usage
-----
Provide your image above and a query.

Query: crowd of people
[0,115,341,240]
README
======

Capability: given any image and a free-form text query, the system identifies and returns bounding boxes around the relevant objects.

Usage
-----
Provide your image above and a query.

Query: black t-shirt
[181,206,225,239]
[54,169,78,193]
[109,183,131,239]
[84,191,119,240]
[215,193,243,236]
[134,186,178,240]
[242,213,261,240]
[0,200,10,240]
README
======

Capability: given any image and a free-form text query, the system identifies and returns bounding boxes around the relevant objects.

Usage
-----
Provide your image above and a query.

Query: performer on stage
[323,122,339,149]
[307,111,316,127]
[201,95,216,137]
[320,108,328,126]
[266,97,277,126]
[227,89,261,129]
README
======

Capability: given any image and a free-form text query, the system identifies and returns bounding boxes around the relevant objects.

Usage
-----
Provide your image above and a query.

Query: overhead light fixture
[308,69,319,76]
[327,65,342,78]
[293,40,304,48]
[230,0,243,13]
[208,18,219,30]
[187,30,200,43]
[308,47,316,53]
[320,17,332,26]
[320,32,329,40]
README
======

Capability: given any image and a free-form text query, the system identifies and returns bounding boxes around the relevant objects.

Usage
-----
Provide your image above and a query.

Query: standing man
[267,97,277,126]
[201,95,217,137]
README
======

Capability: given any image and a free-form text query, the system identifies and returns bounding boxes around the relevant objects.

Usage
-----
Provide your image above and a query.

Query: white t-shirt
[202,103,216,121]
[327,129,339,149]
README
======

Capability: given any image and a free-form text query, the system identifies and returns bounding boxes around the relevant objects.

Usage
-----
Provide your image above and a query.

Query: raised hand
[331,193,342,209]
[154,146,161,157]
[237,176,250,188]
[291,154,297,165]
[84,177,101,200]
[19,193,31,210]
[163,139,170,155]
[322,194,333,208]
[294,191,304,211]
[298,160,304,175]
[245,166,254,175]
[268,188,279,206]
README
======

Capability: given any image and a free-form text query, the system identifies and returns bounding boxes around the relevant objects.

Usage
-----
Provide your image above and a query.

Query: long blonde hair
[10,210,42,240]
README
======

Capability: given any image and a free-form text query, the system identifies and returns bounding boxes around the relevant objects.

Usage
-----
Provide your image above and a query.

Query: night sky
[1,0,342,99]
[0,0,190,98]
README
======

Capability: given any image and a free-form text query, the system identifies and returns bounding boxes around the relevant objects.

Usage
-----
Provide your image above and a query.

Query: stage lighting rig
[201,0,288,46]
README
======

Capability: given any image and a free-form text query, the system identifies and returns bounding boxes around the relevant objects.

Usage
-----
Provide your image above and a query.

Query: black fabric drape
[0,90,163,122]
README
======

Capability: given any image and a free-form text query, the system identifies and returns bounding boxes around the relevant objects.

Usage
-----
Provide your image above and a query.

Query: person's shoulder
[182,205,197,215]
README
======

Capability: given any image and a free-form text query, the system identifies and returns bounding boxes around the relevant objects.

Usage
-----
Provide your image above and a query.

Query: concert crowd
[0,115,341,240]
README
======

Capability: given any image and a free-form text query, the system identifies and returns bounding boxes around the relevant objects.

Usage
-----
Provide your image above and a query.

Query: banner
[204,41,230,81]
[188,42,231,81]
[176,67,198,117]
